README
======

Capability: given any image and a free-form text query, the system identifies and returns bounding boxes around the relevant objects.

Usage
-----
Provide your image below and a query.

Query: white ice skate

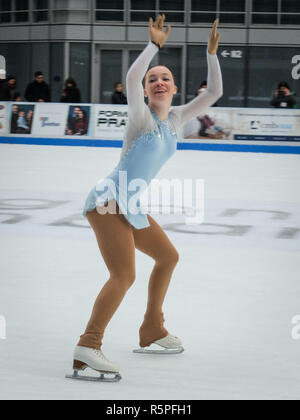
[133,334,184,354]
[66,345,121,382]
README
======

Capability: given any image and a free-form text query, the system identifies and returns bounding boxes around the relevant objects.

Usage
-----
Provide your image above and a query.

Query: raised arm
[126,14,171,124]
[172,19,223,126]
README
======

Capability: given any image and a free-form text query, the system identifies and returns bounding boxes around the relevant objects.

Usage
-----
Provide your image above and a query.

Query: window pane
[248,46,299,108]
[220,0,245,12]
[281,14,300,25]
[131,11,154,21]
[191,0,216,11]
[15,0,29,10]
[0,0,11,11]
[252,0,278,13]
[0,13,11,22]
[160,0,184,10]
[96,0,123,9]
[187,45,245,107]
[158,12,184,22]
[252,14,277,24]
[0,43,31,96]
[51,43,64,102]
[96,11,124,20]
[15,11,29,22]
[34,11,48,22]
[131,0,155,9]
[191,13,217,23]
[32,43,50,82]
[219,13,245,24]
[70,43,91,103]
[282,0,300,13]
[100,50,122,103]
[34,0,48,9]
[158,48,181,105]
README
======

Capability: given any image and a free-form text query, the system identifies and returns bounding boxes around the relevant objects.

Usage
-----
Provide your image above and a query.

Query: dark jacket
[111,91,127,105]
[0,79,18,101]
[60,86,81,103]
[25,80,51,102]
[270,93,297,109]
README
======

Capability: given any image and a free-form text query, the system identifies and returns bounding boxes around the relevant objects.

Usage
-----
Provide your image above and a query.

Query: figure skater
[67,15,222,382]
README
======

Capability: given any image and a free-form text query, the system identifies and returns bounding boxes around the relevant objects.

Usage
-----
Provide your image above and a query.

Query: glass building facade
[0,0,299,107]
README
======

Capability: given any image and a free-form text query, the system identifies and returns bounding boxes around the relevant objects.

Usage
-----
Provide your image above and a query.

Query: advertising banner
[31,103,68,137]
[1,102,300,144]
[183,108,234,141]
[233,109,300,141]
[94,104,128,140]
[183,107,300,142]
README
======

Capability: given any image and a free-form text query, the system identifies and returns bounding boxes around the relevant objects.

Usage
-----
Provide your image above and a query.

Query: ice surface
[0,143,299,400]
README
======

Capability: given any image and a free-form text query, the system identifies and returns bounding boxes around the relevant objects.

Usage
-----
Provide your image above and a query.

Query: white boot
[133,334,184,354]
[154,333,183,349]
[66,346,121,382]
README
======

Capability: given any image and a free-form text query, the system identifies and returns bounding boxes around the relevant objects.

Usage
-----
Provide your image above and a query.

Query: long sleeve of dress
[126,41,159,126]
[171,51,223,129]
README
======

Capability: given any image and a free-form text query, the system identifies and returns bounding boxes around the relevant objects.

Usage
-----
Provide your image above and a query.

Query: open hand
[149,14,171,48]
[208,19,220,55]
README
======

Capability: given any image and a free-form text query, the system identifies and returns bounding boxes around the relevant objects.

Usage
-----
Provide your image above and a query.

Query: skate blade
[133,345,184,355]
[66,370,121,382]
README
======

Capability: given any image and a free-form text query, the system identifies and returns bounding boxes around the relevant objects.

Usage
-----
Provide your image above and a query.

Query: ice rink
[0,142,299,400]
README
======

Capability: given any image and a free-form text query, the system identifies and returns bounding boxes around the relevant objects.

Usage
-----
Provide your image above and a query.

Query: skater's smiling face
[144,66,177,108]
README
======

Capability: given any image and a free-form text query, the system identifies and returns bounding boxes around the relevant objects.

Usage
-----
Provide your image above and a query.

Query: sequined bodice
[107,109,177,187]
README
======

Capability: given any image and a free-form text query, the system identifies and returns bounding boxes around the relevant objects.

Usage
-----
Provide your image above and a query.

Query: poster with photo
[65,105,91,136]
[10,103,35,135]
[183,108,233,141]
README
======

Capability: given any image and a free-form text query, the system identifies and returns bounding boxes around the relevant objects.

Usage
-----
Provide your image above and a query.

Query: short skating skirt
[82,182,150,230]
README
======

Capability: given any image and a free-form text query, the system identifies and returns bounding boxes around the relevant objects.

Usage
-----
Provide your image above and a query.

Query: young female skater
[69,15,222,381]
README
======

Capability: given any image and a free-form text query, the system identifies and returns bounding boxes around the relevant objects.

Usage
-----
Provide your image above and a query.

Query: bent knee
[158,248,179,267]
[110,268,136,289]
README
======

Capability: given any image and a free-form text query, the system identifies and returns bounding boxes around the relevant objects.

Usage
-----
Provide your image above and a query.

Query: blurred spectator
[60,77,81,103]
[270,81,297,109]
[111,82,127,104]
[196,80,218,107]
[14,93,25,102]
[25,71,51,102]
[0,75,19,101]
[6,76,18,101]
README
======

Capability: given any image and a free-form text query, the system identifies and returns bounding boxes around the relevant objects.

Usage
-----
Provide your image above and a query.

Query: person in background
[60,77,81,103]
[73,109,89,135]
[10,104,19,133]
[111,82,127,104]
[26,109,34,133]
[65,106,81,135]
[0,75,18,101]
[25,71,51,102]
[16,109,29,133]
[270,81,297,109]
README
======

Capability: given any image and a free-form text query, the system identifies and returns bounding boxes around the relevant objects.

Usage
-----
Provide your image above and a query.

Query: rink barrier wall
[1,102,300,154]
[1,136,300,154]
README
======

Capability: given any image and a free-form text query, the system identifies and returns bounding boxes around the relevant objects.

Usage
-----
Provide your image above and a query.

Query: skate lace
[93,348,109,362]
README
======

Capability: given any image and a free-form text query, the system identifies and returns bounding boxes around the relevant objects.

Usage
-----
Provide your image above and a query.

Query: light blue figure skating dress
[83,41,223,229]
